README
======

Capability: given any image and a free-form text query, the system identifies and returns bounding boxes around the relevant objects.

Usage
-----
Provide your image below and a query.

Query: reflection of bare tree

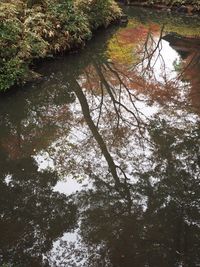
[1,22,200,267]
[136,25,165,75]
[95,62,145,130]
[71,75,134,213]
[43,27,200,209]
[44,28,200,266]
[71,77,120,186]
[45,116,200,267]
[163,33,200,113]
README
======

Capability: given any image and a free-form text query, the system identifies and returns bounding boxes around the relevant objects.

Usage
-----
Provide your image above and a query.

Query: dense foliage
[128,0,200,7]
[0,0,121,91]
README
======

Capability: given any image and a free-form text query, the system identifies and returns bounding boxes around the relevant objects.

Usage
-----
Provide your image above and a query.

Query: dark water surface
[0,7,200,267]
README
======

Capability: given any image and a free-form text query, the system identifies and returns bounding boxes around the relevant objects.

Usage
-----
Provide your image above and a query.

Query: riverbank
[1,0,200,93]
[119,0,200,15]
[0,0,121,92]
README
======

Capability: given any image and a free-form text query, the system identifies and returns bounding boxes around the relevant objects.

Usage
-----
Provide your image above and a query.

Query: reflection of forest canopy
[0,156,77,266]
[0,20,200,267]
[46,117,200,267]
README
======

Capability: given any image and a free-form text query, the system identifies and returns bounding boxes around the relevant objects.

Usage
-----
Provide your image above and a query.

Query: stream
[0,6,200,267]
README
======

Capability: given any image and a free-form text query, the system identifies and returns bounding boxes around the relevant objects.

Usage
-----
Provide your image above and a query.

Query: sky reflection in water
[0,7,200,267]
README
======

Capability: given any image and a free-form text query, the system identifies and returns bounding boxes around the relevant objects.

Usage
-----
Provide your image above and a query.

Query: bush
[0,0,121,92]
[128,0,200,7]
[76,0,122,29]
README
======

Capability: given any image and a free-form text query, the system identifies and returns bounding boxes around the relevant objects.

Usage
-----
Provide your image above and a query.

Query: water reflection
[0,157,77,266]
[164,34,200,113]
[0,8,200,267]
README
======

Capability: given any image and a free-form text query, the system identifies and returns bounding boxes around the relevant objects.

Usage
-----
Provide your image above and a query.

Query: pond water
[0,7,200,267]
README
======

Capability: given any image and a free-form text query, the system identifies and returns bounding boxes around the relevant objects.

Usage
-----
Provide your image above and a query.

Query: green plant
[0,0,121,92]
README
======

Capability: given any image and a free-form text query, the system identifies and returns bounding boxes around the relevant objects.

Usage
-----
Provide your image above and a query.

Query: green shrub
[76,0,121,29]
[128,0,200,6]
[0,0,121,92]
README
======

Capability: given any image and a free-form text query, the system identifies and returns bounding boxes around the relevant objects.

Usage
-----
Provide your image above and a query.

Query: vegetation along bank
[121,0,200,14]
[0,0,121,92]
[1,0,200,92]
